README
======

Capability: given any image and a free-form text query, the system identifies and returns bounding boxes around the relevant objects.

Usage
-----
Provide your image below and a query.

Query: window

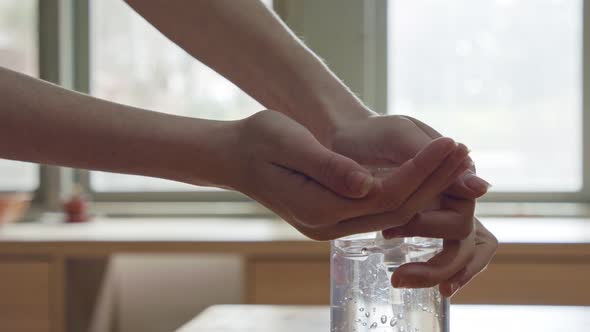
[388,0,582,192]
[0,0,39,191]
[89,0,265,192]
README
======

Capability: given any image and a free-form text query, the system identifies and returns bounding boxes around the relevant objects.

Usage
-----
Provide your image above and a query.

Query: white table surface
[176,304,590,332]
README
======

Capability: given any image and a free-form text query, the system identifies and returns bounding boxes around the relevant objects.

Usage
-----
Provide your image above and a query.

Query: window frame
[33,0,91,210]
[34,0,590,211]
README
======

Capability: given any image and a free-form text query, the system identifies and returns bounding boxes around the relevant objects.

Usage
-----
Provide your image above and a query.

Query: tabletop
[176,304,590,332]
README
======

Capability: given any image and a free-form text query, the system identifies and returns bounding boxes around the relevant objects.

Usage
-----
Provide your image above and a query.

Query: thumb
[282,137,374,199]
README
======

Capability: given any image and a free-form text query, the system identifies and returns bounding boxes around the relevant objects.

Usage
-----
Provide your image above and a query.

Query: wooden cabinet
[245,258,330,304]
[244,245,590,306]
[0,259,51,332]
[453,262,590,305]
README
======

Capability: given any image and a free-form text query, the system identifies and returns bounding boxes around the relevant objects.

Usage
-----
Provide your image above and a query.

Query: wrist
[160,117,241,190]
[311,93,375,147]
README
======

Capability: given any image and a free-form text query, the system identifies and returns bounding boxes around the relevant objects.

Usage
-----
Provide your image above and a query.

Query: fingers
[332,141,470,237]
[280,133,375,199]
[403,116,491,199]
[381,142,470,217]
[375,137,460,206]
[391,232,476,289]
[382,195,474,239]
[382,196,475,240]
[439,220,498,297]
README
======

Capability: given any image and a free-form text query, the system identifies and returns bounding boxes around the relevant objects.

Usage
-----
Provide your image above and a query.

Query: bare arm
[0,66,232,187]
[124,0,370,145]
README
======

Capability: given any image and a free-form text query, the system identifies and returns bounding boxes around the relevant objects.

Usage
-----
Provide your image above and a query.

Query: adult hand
[225,110,471,241]
[328,111,497,297]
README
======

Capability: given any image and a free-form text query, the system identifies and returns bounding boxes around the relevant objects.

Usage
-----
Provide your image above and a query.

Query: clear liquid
[331,236,449,332]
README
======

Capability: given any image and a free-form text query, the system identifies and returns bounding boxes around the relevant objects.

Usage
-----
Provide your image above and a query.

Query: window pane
[388,0,582,191]
[90,0,265,192]
[0,0,39,191]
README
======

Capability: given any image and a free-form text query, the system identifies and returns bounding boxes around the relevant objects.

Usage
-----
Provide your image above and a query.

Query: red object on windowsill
[63,185,90,223]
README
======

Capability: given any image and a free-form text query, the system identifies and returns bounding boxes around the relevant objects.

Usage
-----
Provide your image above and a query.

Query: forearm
[125,0,371,144]
[0,67,236,188]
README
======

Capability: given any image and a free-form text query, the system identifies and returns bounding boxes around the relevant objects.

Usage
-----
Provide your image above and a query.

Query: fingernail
[346,171,374,196]
[465,174,491,193]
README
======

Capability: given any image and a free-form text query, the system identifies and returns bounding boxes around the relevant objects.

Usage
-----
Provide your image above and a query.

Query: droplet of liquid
[370,322,378,329]
[390,318,397,327]
[360,248,368,255]
[365,312,370,318]
[362,322,367,326]
[354,318,362,323]
[380,315,387,324]
[399,327,405,332]
[359,308,365,312]
[397,313,404,320]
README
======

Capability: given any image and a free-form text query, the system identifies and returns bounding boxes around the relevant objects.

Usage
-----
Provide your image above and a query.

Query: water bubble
[355,318,362,323]
[360,248,368,255]
[389,318,397,327]
[362,322,367,326]
[370,322,378,329]
[380,315,387,324]
[359,308,365,312]
[365,312,370,318]
[399,326,405,332]
[397,313,404,320]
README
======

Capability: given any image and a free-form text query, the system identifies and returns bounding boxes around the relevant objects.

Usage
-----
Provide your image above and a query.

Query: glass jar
[330,233,449,332]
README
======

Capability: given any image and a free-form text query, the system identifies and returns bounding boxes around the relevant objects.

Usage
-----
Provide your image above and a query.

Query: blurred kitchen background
[0,1,588,332]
